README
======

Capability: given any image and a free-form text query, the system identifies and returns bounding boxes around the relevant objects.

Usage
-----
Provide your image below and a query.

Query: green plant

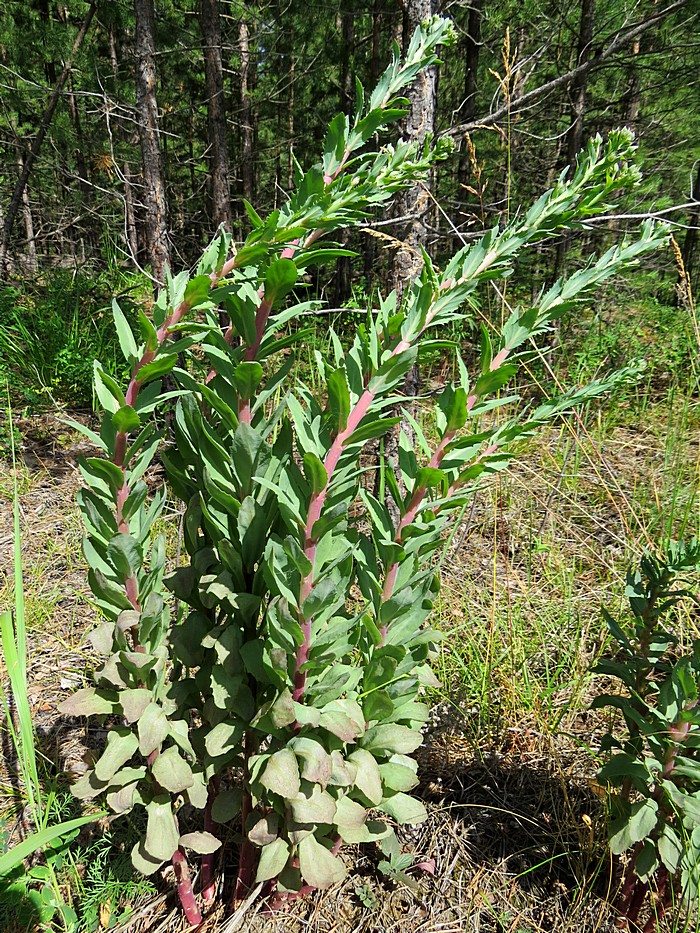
[0,409,104,930]
[592,540,700,932]
[58,16,669,924]
[0,272,144,411]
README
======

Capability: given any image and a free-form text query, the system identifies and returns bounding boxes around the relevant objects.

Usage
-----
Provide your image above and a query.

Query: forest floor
[1,389,699,933]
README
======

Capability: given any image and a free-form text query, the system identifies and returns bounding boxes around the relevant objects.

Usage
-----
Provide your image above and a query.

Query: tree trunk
[553,0,596,282]
[457,0,483,186]
[287,25,295,191]
[364,0,384,287]
[565,0,596,168]
[134,0,170,284]
[239,17,254,205]
[0,1,97,272]
[377,0,438,511]
[15,147,37,273]
[123,160,139,265]
[108,23,140,268]
[680,162,700,300]
[621,36,642,127]
[334,0,355,305]
[392,0,437,295]
[201,0,232,231]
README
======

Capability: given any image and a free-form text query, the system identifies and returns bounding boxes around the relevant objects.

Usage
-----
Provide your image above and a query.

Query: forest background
[0,0,698,382]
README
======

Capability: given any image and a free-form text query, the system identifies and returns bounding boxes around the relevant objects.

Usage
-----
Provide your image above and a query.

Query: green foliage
[0,410,104,930]
[565,276,699,393]
[59,18,669,923]
[0,272,144,410]
[593,540,700,930]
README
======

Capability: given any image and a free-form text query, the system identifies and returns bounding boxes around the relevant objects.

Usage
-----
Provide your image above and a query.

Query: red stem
[201,777,220,903]
[380,429,456,613]
[642,867,670,933]
[234,732,257,902]
[172,848,203,927]
[292,385,377,702]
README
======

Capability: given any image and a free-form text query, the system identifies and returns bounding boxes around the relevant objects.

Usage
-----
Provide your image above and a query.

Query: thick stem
[616,843,642,917]
[380,429,456,611]
[234,732,257,902]
[642,867,670,933]
[292,386,377,701]
[244,296,273,363]
[201,777,220,903]
[626,878,649,926]
[172,848,203,926]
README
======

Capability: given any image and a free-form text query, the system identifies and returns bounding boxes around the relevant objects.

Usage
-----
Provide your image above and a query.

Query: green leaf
[379,760,419,792]
[107,533,143,578]
[259,748,301,799]
[303,452,328,494]
[137,310,159,352]
[361,724,423,756]
[58,687,115,718]
[289,737,333,786]
[145,797,179,861]
[138,354,178,384]
[184,275,212,308]
[347,749,383,805]
[255,838,290,883]
[112,405,141,434]
[112,300,139,361]
[151,746,194,793]
[265,258,298,303]
[378,792,427,824]
[83,457,126,496]
[138,703,169,756]
[297,834,347,889]
[609,799,658,855]
[131,841,164,876]
[0,813,105,877]
[204,720,244,758]
[289,783,337,823]
[249,813,280,846]
[335,795,367,830]
[243,199,264,229]
[233,361,264,400]
[211,788,243,824]
[658,824,683,872]
[94,728,139,782]
[179,832,221,854]
[327,368,351,431]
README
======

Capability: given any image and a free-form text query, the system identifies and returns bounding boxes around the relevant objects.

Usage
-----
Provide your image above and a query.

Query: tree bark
[392,0,437,295]
[553,0,596,282]
[134,0,170,284]
[377,0,438,511]
[0,1,97,272]
[334,0,355,305]
[239,17,254,205]
[15,147,37,273]
[108,23,139,268]
[201,0,233,231]
[680,162,700,296]
[364,0,384,287]
[565,0,596,168]
[457,0,483,186]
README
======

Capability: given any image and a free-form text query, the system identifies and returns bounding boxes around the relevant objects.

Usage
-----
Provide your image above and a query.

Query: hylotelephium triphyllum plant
[58,14,669,924]
[593,541,700,933]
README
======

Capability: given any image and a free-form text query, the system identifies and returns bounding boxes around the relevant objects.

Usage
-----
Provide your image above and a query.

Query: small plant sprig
[58,15,670,925]
[593,541,700,932]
